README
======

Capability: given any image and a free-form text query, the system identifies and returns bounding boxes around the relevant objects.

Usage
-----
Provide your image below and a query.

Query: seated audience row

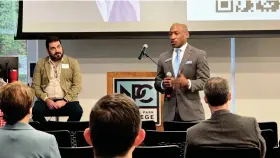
[0,77,267,158]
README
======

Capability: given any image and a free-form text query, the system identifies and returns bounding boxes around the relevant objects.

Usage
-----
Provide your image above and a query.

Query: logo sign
[113,78,161,125]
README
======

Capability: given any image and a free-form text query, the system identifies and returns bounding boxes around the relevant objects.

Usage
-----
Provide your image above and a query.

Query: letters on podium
[107,72,163,127]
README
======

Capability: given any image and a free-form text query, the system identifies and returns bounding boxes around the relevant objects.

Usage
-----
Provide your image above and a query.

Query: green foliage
[0,35,27,55]
[0,0,27,83]
[0,1,17,34]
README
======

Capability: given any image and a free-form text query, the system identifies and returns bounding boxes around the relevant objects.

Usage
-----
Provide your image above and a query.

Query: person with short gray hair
[185,77,266,158]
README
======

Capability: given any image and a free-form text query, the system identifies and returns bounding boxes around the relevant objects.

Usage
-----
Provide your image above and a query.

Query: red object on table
[9,69,18,83]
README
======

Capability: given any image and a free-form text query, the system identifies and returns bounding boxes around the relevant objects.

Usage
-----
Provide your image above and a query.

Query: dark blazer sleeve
[253,119,266,158]
[154,56,165,94]
[189,50,210,92]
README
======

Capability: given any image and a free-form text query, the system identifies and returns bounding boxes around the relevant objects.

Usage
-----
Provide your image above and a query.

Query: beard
[49,51,64,61]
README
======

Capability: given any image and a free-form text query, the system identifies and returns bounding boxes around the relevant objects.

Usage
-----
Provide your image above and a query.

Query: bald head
[170,23,188,32]
[169,23,189,48]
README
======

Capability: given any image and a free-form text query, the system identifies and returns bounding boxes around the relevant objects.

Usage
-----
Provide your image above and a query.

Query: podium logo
[113,78,161,125]
[114,79,159,107]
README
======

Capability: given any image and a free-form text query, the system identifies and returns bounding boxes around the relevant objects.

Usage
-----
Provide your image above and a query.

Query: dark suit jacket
[154,44,210,121]
[185,110,266,158]
[0,122,61,158]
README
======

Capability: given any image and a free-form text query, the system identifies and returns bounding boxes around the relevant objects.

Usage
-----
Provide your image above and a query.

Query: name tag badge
[62,64,69,69]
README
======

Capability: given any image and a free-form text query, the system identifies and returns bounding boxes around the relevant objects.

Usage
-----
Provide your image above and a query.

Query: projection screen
[21,0,280,33]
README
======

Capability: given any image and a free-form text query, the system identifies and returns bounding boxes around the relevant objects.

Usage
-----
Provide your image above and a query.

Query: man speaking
[154,23,210,122]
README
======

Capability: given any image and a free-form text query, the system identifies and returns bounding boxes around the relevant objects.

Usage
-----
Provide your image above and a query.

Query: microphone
[165,72,172,99]
[138,44,148,60]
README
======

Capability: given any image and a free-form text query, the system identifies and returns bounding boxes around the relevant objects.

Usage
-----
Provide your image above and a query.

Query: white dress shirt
[161,42,191,90]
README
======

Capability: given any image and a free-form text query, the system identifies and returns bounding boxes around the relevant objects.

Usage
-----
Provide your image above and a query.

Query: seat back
[142,120,156,131]
[42,121,89,131]
[29,121,42,130]
[261,129,276,150]
[164,121,197,131]
[144,130,186,158]
[133,145,181,158]
[258,121,278,146]
[45,130,72,147]
[186,146,260,158]
[76,131,90,147]
[59,146,93,158]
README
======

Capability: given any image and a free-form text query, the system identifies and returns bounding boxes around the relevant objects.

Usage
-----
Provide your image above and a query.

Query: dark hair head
[45,36,61,50]
[0,82,35,125]
[89,94,141,157]
[204,77,229,107]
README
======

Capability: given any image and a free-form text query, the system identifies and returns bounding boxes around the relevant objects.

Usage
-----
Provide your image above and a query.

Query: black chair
[29,121,42,130]
[186,146,260,158]
[59,146,93,158]
[45,130,72,147]
[42,121,89,131]
[261,129,277,149]
[133,145,181,158]
[144,130,186,158]
[164,121,197,131]
[258,122,278,147]
[76,131,90,147]
[261,129,276,158]
[142,120,156,130]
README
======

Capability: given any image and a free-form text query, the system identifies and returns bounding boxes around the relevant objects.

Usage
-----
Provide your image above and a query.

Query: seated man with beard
[31,36,83,123]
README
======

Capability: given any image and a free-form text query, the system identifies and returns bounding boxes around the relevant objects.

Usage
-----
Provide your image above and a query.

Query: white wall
[37,38,231,122]
[235,38,280,123]
[37,38,280,132]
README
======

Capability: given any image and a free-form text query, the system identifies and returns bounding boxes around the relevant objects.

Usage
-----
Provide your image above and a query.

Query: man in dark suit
[185,77,266,158]
[154,23,210,122]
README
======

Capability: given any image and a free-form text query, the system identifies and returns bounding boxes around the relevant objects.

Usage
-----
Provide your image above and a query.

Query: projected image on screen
[96,0,140,22]
[21,0,280,33]
[187,0,280,21]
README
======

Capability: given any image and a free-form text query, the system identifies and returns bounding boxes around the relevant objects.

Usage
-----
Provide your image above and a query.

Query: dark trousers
[174,112,183,121]
[174,99,183,121]
[32,100,83,123]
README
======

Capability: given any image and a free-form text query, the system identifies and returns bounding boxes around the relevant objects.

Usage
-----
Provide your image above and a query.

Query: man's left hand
[55,100,67,109]
[173,70,189,89]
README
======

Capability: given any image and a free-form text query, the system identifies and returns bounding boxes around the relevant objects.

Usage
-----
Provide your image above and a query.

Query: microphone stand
[141,51,158,66]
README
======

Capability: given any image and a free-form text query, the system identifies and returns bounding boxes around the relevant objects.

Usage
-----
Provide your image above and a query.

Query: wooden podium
[107,72,164,131]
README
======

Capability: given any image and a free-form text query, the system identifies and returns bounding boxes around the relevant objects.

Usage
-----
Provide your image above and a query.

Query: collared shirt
[173,42,191,89]
[172,42,188,70]
[44,57,65,100]
[161,42,191,90]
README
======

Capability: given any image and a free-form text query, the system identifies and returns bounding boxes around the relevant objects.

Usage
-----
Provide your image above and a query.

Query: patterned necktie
[174,48,181,77]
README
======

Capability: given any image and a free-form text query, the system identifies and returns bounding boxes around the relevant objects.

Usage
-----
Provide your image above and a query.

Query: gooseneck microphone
[137,44,158,66]
[138,44,148,60]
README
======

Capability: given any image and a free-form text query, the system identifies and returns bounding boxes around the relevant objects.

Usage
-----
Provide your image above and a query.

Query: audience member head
[169,22,189,48]
[204,77,231,113]
[45,36,63,61]
[0,81,35,125]
[84,94,145,158]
